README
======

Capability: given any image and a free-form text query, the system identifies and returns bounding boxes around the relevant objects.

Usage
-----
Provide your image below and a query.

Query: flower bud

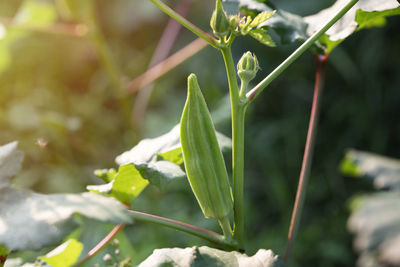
[237,51,259,83]
[210,0,230,38]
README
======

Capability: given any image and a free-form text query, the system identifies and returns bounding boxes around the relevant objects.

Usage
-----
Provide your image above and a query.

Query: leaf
[249,11,275,28]
[138,246,283,267]
[94,168,117,183]
[342,150,400,266]
[115,124,231,166]
[249,28,276,47]
[304,0,400,53]
[348,192,400,266]
[157,147,183,165]
[111,164,149,204]
[228,0,400,53]
[40,239,83,267]
[115,125,181,166]
[341,149,400,190]
[0,187,132,251]
[0,141,24,189]
[226,0,309,44]
[0,245,10,256]
[135,161,186,191]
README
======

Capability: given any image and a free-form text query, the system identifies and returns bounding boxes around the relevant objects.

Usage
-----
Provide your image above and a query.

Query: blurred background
[1,0,399,266]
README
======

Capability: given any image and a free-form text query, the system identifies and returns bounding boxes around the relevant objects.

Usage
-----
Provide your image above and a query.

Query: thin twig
[284,54,328,264]
[126,38,208,95]
[0,16,88,37]
[133,0,191,132]
[74,224,126,267]
[149,0,217,48]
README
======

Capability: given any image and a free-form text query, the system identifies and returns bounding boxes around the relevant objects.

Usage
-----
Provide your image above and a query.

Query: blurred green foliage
[1,0,399,266]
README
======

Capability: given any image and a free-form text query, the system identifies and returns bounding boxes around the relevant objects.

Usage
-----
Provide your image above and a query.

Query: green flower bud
[237,51,259,83]
[210,0,230,38]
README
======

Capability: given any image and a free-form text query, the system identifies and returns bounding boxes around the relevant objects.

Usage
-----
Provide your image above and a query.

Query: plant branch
[74,224,126,267]
[284,54,328,264]
[128,210,238,250]
[246,0,358,101]
[220,46,246,250]
[126,38,208,95]
[148,0,218,48]
[133,0,191,132]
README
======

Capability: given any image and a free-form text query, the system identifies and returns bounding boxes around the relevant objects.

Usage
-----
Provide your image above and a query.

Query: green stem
[220,47,246,250]
[284,54,328,264]
[218,216,233,239]
[128,210,238,250]
[149,0,218,48]
[246,0,358,102]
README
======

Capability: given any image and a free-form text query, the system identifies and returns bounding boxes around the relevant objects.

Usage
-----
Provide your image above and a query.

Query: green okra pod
[180,74,233,224]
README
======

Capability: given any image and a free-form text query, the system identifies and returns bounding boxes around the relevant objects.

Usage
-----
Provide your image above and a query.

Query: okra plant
[0,0,399,266]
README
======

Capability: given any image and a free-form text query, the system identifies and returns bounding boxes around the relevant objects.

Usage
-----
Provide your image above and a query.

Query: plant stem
[220,46,246,250]
[126,38,208,95]
[128,210,238,250]
[149,0,218,48]
[133,0,190,134]
[218,216,233,239]
[284,54,328,264]
[74,224,126,267]
[0,255,7,267]
[246,0,358,102]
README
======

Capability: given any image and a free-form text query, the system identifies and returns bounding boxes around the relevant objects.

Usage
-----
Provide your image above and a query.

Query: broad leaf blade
[343,150,400,266]
[228,0,400,53]
[0,142,24,189]
[249,28,276,46]
[40,239,83,267]
[135,161,185,191]
[249,11,275,28]
[139,246,283,267]
[341,149,400,190]
[116,124,231,166]
[111,164,149,204]
[0,187,131,251]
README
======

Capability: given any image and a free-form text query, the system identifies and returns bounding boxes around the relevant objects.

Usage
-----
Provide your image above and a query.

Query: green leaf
[342,149,400,190]
[342,150,400,266]
[304,0,400,53]
[228,0,400,53]
[0,142,24,189]
[249,28,275,47]
[249,11,275,28]
[0,187,132,251]
[135,161,186,191]
[111,164,149,204]
[138,246,283,267]
[0,142,131,252]
[356,7,400,29]
[0,245,10,256]
[116,124,231,166]
[348,192,400,266]
[94,168,117,183]
[40,239,83,267]
[157,147,183,165]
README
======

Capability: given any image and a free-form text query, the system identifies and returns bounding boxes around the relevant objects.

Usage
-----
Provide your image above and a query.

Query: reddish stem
[132,0,191,131]
[74,224,125,267]
[284,54,329,264]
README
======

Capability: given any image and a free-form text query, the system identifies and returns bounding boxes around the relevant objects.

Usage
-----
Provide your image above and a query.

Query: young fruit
[180,74,233,222]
